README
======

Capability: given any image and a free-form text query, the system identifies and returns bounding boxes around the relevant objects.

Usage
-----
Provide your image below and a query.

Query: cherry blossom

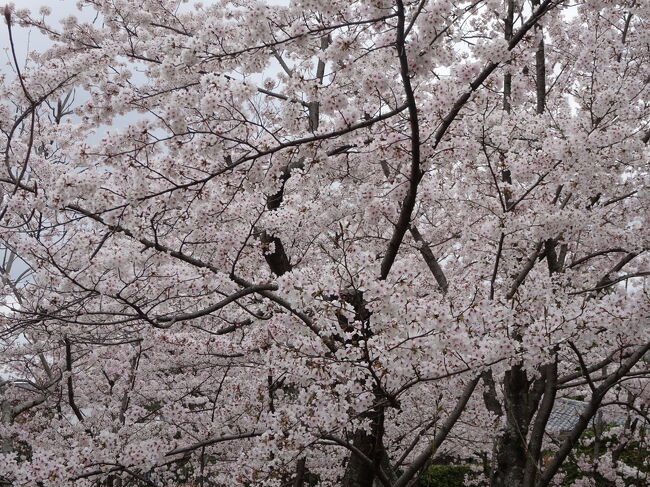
[0,1,648,487]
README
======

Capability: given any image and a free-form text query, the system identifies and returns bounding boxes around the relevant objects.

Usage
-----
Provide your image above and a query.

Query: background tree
[0,1,648,486]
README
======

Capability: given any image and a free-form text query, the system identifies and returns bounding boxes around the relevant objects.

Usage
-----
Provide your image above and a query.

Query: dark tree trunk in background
[343,429,378,487]
[492,2,551,485]
[490,365,531,487]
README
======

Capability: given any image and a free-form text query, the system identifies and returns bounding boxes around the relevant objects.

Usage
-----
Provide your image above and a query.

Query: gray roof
[546,398,587,433]
[546,398,625,433]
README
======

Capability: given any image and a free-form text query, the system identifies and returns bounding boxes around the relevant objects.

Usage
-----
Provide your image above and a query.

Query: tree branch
[506,240,544,299]
[380,0,422,280]
[409,225,448,293]
[393,376,480,487]
[64,337,85,423]
[536,341,650,487]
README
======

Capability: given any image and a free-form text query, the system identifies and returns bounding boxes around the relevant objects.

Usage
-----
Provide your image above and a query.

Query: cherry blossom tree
[0,1,648,487]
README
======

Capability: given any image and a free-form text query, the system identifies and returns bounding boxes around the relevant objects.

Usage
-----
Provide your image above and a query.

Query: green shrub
[417,464,471,487]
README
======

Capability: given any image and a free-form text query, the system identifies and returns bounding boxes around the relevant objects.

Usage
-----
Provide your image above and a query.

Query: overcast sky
[2,1,87,71]
[1,1,292,283]
[2,0,290,71]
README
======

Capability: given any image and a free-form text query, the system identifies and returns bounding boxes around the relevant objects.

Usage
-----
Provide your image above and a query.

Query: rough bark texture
[490,365,531,487]
[492,3,552,485]
[340,291,392,487]
[342,420,382,487]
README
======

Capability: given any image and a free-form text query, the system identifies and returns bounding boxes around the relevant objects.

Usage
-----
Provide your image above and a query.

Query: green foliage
[560,430,649,487]
[417,464,471,487]
[6,440,32,463]
[143,401,162,413]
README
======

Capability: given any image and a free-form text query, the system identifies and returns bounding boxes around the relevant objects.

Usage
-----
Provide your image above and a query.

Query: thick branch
[380,0,558,279]
[490,233,505,300]
[536,341,650,487]
[506,240,544,299]
[523,360,557,487]
[293,457,307,487]
[503,0,514,112]
[166,431,261,457]
[594,252,641,290]
[380,0,422,280]
[153,284,278,327]
[393,376,480,487]
[321,435,391,487]
[64,337,85,423]
[409,225,448,293]
[533,0,546,114]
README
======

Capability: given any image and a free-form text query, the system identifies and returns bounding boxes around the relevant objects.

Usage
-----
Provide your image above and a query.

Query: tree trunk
[490,365,530,487]
[342,429,378,487]
[342,404,394,487]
